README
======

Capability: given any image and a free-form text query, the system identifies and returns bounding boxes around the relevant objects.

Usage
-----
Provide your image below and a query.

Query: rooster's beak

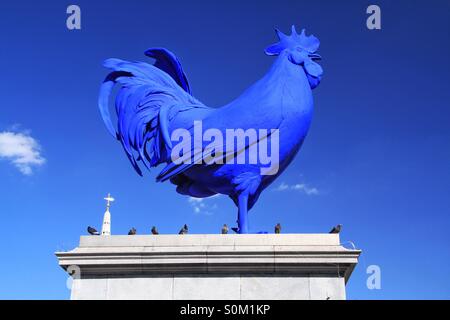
[309,53,322,61]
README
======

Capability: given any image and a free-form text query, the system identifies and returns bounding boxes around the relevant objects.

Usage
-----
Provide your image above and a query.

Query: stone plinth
[55,234,360,300]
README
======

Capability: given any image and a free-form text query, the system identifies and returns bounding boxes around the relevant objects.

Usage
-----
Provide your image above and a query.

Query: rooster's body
[99,26,323,233]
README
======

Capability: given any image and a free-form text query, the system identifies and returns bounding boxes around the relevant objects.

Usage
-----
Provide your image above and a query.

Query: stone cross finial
[101,193,114,236]
[104,193,115,210]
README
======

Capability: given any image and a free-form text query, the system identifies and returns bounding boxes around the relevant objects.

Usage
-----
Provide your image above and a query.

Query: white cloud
[291,183,319,195]
[275,182,319,195]
[0,131,45,175]
[275,182,289,191]
[187,194,220,215]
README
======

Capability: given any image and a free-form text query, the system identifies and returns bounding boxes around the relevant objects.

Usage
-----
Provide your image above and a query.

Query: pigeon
[329,224,342,234]
[128,227,137,235]
[178,224,188,235]
[87,226,100,235]
[275,223,281,234]
[221,224,229,234]
[151,226,159,235]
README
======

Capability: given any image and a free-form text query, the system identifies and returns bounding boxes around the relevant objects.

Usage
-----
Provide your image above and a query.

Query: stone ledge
[56,234,360,283]
[77,233,341,247]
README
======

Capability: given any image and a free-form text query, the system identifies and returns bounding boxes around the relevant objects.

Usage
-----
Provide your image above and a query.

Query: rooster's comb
[265,25,320,56]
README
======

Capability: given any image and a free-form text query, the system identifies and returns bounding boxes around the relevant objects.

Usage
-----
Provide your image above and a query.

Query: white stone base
[56,234,360,300]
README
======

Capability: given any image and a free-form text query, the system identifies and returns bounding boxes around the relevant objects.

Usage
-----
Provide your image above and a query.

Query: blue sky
[0,0,449,299]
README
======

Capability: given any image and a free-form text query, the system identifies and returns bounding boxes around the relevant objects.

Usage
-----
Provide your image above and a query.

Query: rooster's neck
[266,51,313,112]
[223,51,313,120]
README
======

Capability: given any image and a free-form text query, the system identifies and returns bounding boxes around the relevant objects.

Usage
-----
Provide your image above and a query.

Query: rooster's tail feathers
[98,54,200,175]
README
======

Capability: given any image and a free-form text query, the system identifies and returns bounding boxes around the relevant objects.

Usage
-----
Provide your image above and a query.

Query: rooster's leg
[237,194,249,234]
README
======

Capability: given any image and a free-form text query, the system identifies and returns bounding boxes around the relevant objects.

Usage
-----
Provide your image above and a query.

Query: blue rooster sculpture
[99,26,323,233]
